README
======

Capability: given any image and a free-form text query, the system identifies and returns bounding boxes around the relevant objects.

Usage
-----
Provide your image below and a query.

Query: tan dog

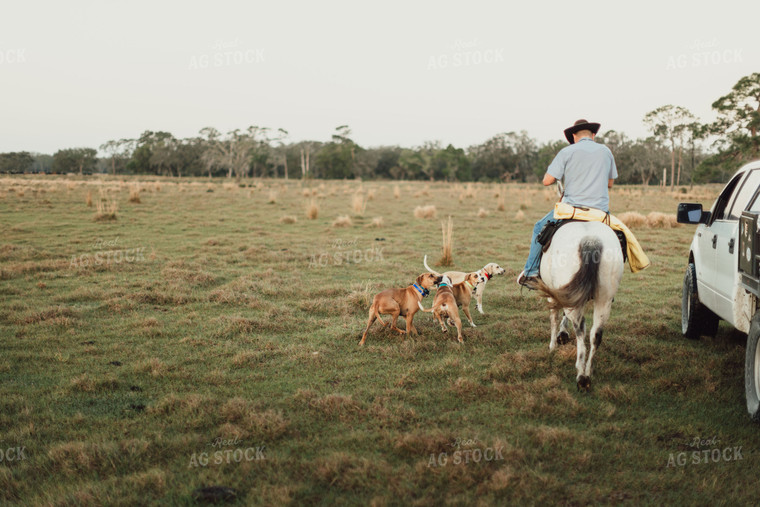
[417,275,464,343]
[423,255,506,315]
[359,273,442,346]
[449,272,481,328]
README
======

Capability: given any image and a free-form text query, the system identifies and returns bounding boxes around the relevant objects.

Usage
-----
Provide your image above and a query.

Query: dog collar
[464,280,474,291]
[438,282,450,288]
[481,270,491,280]
[413,283,429,297]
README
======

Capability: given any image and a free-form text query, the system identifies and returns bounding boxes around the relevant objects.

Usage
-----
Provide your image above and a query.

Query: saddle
[537,219,627,262]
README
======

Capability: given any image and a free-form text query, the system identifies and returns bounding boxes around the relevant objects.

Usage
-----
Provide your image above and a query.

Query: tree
[710,72,760,161]
[533,140,566,180]
[272,128,289,179]
[150,135,180,176]
[199,127,227,178]
[643,105,696,189]
[127,131,174,174]
[52,148,97,175]
[0,152,34,173]
[434,144,470,181]
[468,131,536,182]
[100,139,134,175]
[372,147,402,179]
[630,137,669,186]
[31,153,53,174]
[315,125,360,179]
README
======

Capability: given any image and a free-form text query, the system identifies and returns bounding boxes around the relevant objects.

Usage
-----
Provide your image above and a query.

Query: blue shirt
[546,137,617,212]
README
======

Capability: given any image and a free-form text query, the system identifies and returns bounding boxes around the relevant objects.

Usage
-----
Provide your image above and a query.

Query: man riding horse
[517,119,618,289]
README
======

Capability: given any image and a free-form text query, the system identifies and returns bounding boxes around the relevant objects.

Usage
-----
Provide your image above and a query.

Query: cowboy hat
[564,119,600,144]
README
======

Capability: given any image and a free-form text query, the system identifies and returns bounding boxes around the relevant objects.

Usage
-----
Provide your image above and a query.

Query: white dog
[423,255,505,315]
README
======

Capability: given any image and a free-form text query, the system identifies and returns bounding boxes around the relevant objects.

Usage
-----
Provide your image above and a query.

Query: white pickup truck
[678,159,760,421]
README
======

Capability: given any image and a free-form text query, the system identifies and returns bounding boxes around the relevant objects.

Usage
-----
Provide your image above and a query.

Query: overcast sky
[1,0,757,155]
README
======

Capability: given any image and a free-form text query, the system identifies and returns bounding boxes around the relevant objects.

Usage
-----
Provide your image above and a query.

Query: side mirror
[677,203,710,224]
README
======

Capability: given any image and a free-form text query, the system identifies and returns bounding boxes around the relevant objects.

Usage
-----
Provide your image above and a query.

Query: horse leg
[566,308,590,391]
[558,315,571,345]
[549,308,559,351]
[584,298,612,381]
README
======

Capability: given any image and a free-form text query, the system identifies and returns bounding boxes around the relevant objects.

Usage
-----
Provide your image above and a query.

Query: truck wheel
[746,314,760,422]
[682,263,719,339]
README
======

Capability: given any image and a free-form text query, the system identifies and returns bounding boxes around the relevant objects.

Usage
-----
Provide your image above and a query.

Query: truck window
[711,173,744,222]
[727,170,760,220]
[748,188,760,213]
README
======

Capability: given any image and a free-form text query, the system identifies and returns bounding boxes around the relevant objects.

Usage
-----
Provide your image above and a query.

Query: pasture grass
[1,176,758,505]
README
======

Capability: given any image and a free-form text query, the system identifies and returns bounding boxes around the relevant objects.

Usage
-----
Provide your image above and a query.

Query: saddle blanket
[552,202,651,273]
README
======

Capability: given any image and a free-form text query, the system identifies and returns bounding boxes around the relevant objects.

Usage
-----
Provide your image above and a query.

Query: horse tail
[537,237,602,310]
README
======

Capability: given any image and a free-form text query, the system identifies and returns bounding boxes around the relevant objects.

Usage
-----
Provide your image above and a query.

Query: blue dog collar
[438,282,450,288]
[413,283,429,297]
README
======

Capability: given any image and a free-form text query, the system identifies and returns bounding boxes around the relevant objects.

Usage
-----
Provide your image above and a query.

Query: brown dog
[359,273,442,346]
[417,275,464,343]
[423,255,506,315]
[450,272,481,328]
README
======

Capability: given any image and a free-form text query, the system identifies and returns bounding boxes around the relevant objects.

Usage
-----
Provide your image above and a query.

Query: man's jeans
[523,210,555,277]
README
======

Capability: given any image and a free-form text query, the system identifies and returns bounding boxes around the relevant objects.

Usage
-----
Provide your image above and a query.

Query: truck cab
[678,160,760,421]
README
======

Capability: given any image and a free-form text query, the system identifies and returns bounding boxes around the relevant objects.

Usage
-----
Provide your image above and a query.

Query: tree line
[3,73,758,185]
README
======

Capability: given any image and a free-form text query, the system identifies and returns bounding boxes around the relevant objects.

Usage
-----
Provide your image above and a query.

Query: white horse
[536,220,624,391]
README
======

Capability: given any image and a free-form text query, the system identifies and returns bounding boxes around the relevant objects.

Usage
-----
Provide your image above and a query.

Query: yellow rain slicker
[553,202,650,273]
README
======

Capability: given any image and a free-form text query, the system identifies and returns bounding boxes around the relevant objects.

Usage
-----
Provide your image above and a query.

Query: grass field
[1,175,759,505]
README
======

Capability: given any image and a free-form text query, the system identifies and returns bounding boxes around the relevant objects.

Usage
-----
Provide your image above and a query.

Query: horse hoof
[558,331,570,345]
[576,376,591,392]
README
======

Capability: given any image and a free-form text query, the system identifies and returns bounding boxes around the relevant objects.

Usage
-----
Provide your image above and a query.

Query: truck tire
[746,314,760,422]
[682,263,719,339]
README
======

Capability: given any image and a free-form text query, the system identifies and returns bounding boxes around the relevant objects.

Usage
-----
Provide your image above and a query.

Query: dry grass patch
[70,373,119,393]
[136,358,168,377]
[48,441,119,476]
[414,205,437,219]
[393,185,401,199]
[21,305,76,325]
[294,390,364,421]
[332,215,352,227]
[477,208,489,218]
[306,198,319,219]
[618,211,646,228]
[515,209,525,221]
[439,215,454,266]
[267,190,277,204]
[125,468,167,496]
[220,398,289,439]
[527,425,578,447]
[392,430,456,457]
[280,215,297,224]
[207,276,262,307]
[368,216,384,228]
[646,211,679,228]
[128,184,141,203]
[351,192,367,215]
[94,191,118,221]
[160,266,216,286]
[85,190,93,207]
